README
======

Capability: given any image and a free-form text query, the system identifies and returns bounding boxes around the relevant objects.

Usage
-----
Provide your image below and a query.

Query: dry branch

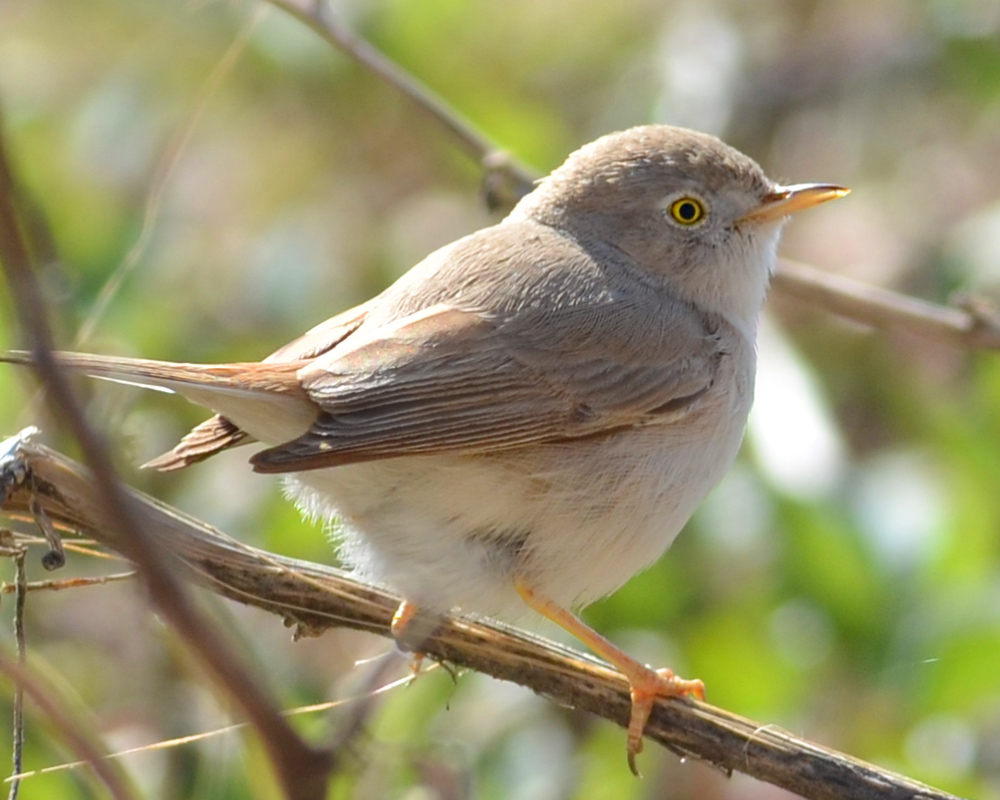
[0,433,958,800]
[774,259,1000,350]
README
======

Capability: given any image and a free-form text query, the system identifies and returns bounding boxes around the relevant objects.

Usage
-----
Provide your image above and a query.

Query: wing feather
[251,294,722,473]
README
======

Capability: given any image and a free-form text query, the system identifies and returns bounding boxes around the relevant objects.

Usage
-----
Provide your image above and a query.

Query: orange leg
[516,580,704,775]
[391,600,425,675]
[391,599,420,639]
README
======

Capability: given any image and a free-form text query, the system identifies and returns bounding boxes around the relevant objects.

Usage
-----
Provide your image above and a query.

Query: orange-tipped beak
[738,183,849,225]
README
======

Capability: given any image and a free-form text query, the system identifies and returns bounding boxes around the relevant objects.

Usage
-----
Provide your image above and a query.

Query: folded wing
[251,295,722,473]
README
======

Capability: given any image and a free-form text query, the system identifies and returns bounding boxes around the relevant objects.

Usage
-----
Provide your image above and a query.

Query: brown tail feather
[2,350,316,460]
[2,350,309,396]
[143,415,251,471]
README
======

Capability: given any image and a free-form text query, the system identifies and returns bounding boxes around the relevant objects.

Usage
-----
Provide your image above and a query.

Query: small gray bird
[1,125,846,771]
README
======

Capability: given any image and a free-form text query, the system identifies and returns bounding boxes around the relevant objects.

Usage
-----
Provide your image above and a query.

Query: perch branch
[0,435,959,800]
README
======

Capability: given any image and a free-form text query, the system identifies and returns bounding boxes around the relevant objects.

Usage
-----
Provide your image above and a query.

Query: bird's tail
[0,351,315,446]
[1,350,305,396]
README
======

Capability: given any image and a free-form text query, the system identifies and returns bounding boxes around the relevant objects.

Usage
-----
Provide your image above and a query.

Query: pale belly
[286,410,747,620]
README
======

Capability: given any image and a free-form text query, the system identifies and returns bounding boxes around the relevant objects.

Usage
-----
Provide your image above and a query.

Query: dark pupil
[678,202,697,220]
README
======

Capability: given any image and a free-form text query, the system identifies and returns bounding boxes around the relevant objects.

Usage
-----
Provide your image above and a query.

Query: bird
[1,124,847,772]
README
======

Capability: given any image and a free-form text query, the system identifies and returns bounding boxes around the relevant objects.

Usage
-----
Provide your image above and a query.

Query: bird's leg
[390,599,420,639]
[515,580,704,775]
[391,599,428,675]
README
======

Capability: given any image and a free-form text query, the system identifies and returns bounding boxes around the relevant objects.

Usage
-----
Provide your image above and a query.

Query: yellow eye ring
[668,197,706,225]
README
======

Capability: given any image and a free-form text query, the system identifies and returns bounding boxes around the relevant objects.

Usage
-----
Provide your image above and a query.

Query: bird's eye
[667,197,706,225]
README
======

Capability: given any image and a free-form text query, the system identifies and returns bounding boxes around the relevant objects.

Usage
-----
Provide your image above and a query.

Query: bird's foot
[625,667,704,776]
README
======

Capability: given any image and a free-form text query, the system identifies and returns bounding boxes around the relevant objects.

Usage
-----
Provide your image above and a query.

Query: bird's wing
[251,295,723,473]
[145,299,373,471]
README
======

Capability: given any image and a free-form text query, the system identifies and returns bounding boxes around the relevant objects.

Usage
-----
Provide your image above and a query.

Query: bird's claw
[626,668,705,776]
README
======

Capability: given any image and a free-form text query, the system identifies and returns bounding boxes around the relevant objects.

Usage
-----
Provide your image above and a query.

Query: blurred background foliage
[1,0,1000,797]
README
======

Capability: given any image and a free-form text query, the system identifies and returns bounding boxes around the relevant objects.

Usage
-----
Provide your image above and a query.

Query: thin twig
[773,258,1000,349]
[0,104,333,799]
[6,546,25,800]
[0,570,136,595]
[0,438,960,800]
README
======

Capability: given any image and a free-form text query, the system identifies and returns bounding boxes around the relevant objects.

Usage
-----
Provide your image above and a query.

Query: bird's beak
[738,183,849,225]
